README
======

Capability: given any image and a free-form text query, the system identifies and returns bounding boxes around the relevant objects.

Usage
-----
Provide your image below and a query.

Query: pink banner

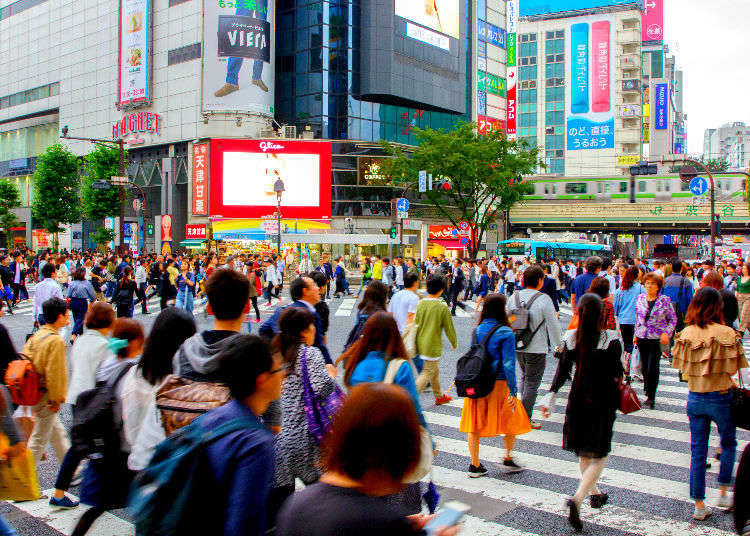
[642,0,664,42]
[506,83,517,136]
[591,21,610,113]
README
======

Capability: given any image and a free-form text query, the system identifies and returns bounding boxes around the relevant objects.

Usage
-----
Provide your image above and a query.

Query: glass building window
[0,82,58,110]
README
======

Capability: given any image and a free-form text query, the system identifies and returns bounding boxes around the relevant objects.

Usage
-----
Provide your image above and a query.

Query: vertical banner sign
[570,23,589,114]
[192,143,208,215]
[591,21,610,113]
[642,84,650,142]
[505,0,519,138]
[161,215,173,256]
[642,0,664,43]
[655,83,668,130]
[477,41,487,71]
[118,0,150,105]
[567,15,615,151]
[203,0,275,115]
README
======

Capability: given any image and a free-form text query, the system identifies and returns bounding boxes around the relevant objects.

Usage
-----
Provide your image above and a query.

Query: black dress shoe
[644,399,655,409]
[590,493,608,509]
[566,499,583,532]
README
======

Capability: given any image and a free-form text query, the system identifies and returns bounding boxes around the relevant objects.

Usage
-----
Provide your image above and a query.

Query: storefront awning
[178,239,207,248]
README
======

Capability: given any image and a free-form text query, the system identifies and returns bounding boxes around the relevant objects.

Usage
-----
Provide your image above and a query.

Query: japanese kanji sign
[192,143,209,215]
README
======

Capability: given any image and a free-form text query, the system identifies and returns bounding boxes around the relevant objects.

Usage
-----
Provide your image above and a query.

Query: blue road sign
[418,171,427,193]
[396,198,410,212]
[689,176,708,196]
[450,228,459,238]
[459,236,470,246]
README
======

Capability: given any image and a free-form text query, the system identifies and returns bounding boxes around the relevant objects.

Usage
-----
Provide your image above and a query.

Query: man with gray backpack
[507,266,561,429]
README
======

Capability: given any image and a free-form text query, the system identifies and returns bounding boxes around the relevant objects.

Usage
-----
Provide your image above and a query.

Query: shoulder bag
[301,348,346,444]
[731,361,750,431]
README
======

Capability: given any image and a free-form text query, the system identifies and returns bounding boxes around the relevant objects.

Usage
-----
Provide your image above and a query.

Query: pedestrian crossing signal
[390,227,398,239]
[147,223,154,235]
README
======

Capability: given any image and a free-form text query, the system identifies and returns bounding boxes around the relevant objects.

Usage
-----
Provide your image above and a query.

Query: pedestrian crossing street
[9,351,748,535]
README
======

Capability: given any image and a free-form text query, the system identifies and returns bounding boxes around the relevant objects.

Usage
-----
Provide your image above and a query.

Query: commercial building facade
[703,122,750,171]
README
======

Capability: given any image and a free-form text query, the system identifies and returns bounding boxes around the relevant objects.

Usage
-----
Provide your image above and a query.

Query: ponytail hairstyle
[272,307,315,369]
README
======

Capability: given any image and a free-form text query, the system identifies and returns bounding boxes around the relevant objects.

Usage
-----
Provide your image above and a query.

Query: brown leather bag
[155,375,231,437]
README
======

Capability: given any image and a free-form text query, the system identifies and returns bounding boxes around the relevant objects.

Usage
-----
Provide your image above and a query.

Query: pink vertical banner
[591,21,610,113]
[642,0,664,42]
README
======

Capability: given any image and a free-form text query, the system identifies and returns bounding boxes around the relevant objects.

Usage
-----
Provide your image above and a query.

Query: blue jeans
[176,290,194,313]
[105,281,116,298]
[687,391,737,500]
[0,513,17,536]
[69,297,88,336]
[225,1,267,84]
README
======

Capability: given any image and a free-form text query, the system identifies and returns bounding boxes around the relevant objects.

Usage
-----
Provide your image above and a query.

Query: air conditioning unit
[282,125,297,139]
[259,128,276,138]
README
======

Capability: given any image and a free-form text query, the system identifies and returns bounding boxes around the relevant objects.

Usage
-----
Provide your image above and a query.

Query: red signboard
[112,112,160,140]
[591,21,610,113]
[186,224,207,240]
[641,0,664,43]
[477,115,505,135]
[209,139,332,219]
[429,225,459,240]
[506,84,517,136]
[192,143,208,215]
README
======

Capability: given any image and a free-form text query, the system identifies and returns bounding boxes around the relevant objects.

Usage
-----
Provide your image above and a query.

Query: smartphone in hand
[424,501,471,534]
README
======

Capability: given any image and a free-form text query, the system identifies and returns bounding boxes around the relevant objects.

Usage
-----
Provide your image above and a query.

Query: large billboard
[395,0,459,39]
[520,0,636,17]
[566,14,615,151]
[209,139,331,220]
[642,0,664,43]
[118,0,150,106]
[202,0,275,116]
[654,83,668,130]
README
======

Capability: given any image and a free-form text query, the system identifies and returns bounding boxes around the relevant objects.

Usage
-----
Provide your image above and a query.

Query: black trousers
[637,337,662,401]
[450,286,466,315]
[134,282,148,313]
[250,296,260,320]
[620,324,635,354]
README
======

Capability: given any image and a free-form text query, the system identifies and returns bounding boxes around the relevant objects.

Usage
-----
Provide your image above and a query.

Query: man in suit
[449,258,467,316]
[9,252,26,306]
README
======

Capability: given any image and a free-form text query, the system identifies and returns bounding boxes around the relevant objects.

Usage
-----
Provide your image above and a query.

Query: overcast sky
[663,0,748,156]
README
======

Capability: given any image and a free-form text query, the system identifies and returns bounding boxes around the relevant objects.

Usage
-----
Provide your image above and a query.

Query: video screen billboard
[118,0,150,106]
[202,0,274,116]
[209,139,331,219]
[520,0,636,17]
[566,14,615,151]
[395,0,459,39]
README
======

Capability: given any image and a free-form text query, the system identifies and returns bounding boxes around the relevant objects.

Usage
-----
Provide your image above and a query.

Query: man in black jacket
[8,252,26,306]
[449,258,467,316]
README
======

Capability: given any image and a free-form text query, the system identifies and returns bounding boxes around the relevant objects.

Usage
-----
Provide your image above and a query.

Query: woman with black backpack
[343,280,388,350]
[459,294,530,478]
[113,267,137,318]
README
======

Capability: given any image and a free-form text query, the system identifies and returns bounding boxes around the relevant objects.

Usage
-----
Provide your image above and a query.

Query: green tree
[91,227,115,252]
[379,122,542,257]
[81,144,128,220]
[32,143,81,250]
[669,157,730,174]
[0,180,21,249]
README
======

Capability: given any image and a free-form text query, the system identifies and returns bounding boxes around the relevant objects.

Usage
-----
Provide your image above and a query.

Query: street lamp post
[274,178,285,254]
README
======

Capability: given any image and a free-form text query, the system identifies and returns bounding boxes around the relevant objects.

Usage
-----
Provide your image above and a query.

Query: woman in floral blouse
[635,272,677,409]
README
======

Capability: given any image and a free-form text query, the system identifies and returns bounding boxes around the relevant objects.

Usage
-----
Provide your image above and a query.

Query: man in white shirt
[33,263,64,326]
[133,259,150,314]
[388,272,420,333]
[263,259,280,305]
[297,254,313,276]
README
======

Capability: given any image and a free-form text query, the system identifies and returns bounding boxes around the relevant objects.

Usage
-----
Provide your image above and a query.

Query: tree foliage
[32,144,81,241]
[669,157,730,174]
[91,227,115,252]
[379,122,543,256]
[81,144,128,220]
[0,180,21,249]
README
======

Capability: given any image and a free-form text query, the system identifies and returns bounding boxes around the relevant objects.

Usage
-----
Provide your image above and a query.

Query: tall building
[703,122,750,171]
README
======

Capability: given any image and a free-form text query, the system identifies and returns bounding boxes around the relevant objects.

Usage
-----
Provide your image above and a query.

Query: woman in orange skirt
[460,294,531,478]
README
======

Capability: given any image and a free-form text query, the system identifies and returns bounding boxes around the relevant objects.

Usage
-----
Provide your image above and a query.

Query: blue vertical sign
[655,83,668,130]
[478,20,506,49]
[570,23,589,114]
[478,91,487,115]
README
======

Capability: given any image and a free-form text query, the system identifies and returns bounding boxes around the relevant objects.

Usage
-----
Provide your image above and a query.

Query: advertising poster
[505,0,519,137]
[202,0,275,115]
[521,0,633,17]
[210,139,332,220]
[642,0,664,43]
[395,0,459,39]
[566,15,615,151]
[478,20,505,49]
[160,215,173,256]
[192,143,208,215]
[478,71,506,97]
[655,83,668,130]
[118,0,150,105]
[478,116,505,135]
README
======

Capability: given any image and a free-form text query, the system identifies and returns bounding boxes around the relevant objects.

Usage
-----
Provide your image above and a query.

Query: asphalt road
[0,286,748,536]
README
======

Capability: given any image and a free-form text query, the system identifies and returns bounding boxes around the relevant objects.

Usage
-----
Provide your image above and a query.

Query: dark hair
[703,259,714,267]
[479,293,510,326]
[310,270,328,290]
[404,272,418,289]
[587,276,610,299]
[120,266,133,283]
[111,318,145,358]
[42,297,68,324]
[273,307,315,369]
[84,302,115,329]
[671,259,684,274]
[701,271,724,291]
[621,265,640,290]
[339,312,408,386]
[72,267,86,281]
[523,265,544,289]
[575,293,604,358]
[41,262,56,279]
[138,308,196,385]
[426,274,445,295]
[321,383,420,483]
[205,268,250,320]
[601,258,612,271]
[218,335,274,400]
[289,277,308,301]
[642,272,664,290]
[584,256,603,273]
[358,281,389,314]
[685,287,724,328]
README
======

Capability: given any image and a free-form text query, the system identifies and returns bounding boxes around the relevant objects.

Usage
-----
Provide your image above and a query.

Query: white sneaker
[694,505,713,520]
[715,494,733,511]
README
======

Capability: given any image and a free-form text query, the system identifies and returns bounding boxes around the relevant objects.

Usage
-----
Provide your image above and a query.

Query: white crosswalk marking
[334,297,357,316]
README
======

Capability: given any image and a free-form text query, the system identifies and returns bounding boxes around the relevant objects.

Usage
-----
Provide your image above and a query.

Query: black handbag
[731,367,750,431]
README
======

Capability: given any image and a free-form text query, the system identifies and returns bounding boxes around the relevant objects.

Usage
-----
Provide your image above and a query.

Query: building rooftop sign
[520,0,640,19]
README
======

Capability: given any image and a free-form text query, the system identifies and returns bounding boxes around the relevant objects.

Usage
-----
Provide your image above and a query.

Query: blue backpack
[128,416,262,535]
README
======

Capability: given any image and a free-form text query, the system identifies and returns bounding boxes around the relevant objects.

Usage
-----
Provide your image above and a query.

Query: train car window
[620,182,627,193]
[665,180,670,192]
[638,181,646,193]
[565,183,587,194]
[681,181,690,192]
[656,181,662,192]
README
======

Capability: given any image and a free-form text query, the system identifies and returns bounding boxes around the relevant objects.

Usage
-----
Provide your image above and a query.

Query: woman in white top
[66,302,116,404]
[120,307,196,448]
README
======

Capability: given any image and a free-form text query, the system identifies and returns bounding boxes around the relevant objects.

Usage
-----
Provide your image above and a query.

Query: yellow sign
[616,155,640,167]
[734,236,744,243]
[618,234,635,242]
